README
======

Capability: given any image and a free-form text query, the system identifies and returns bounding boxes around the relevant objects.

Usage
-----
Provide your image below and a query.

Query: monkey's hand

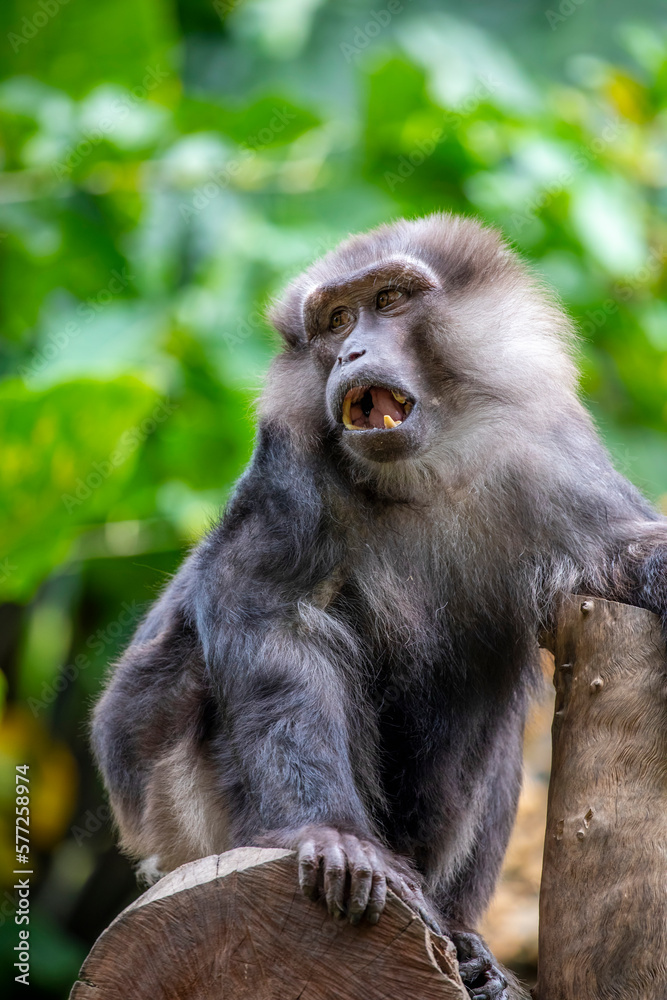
[268,824,441,931]
[451,929,512,1000]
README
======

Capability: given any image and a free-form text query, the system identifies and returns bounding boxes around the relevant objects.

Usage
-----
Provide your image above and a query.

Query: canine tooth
[384,415,402,428]
[404,402,413,415]
[391,391,407,403]
[342,396,356,429]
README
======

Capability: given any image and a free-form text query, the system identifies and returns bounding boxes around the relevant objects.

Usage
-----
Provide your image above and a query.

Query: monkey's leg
[129,731,231,880]
[92,593,232,877]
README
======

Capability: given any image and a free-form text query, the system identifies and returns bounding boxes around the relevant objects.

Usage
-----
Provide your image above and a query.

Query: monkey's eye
[376,288,405,310]
[329,308,352,331]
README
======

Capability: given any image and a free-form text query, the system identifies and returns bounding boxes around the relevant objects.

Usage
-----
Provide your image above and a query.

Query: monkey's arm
[93,426,432,923]
[192,425,370,839]
[578,458,667,625]
[528,429,667,632]
[193,425,436,926]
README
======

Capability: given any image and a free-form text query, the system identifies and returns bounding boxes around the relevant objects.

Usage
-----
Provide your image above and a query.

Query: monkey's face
[301,257,441,463]
[269,216,580,474]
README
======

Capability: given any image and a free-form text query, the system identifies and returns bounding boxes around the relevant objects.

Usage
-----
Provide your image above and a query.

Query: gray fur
[92,213,666,999]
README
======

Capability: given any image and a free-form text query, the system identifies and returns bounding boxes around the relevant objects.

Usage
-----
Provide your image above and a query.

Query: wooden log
[536,595,667,1000]
[70,846,467,999]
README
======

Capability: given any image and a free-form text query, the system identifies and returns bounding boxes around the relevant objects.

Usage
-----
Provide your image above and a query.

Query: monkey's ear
[267,294,308,349]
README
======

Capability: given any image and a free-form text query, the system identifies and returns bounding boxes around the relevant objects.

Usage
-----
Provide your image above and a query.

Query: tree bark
[69,847,467,1000]
[536,595,667,1000]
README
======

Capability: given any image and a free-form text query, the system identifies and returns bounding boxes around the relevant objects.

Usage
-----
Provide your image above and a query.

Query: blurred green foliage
[0,0,665,994]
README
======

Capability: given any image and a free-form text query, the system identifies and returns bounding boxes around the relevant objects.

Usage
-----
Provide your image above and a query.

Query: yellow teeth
[343,390,410,430]
[342,395,356,429]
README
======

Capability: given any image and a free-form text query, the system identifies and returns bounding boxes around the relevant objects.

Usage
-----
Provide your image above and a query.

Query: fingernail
[368,912,380,925]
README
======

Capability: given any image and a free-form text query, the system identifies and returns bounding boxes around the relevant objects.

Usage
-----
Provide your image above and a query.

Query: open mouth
[341,385,414,431]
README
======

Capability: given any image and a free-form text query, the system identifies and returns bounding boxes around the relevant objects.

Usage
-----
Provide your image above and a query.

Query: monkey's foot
[451,930,509,1000]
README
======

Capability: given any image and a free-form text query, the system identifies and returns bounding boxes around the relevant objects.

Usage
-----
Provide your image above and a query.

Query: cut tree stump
[536,595,667,1000]
[69,847,467,1000]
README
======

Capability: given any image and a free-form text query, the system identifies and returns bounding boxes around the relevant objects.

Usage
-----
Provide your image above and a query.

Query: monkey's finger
[468,970,508,1000]
[468,976,508,1000]
[342,838,373,925]
[386,874,440,932]
[365,871,386,925]
[385,872,409,904]
[297,839,320,900]
[451,929,489,962]
[322,844,347,919]
[417,906,442,936]
[458,957,487,980]
[386,872,420,907]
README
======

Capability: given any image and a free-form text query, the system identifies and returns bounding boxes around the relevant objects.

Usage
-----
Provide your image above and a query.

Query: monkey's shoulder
[222,423,325,528]
[196,422,342,593]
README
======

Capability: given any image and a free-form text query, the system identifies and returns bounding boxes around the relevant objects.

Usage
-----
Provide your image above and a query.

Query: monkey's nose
[338,348,366,366]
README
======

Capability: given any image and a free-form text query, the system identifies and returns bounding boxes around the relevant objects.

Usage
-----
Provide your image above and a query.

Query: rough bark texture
[69,847,467,1000]
[536,595,667,1000]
